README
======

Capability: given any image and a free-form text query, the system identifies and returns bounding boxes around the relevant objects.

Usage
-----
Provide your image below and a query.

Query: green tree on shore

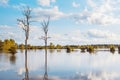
[19,43,25,49]
[1,39,17,53]
[49,42,55,49]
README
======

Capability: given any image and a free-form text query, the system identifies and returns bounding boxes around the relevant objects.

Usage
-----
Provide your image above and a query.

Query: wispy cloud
[71,0,120,25]
[12,3,27,10]
[1,24,120,45]
[66,71,120,80]
[34,0,120,25]
[37,0,56,6]
[0,0,9,6]
[49,29,120,45]
[72,2,80,8]
[0,25,24,43]
[85,29,120,44]
[87,29,119,39]
[10,0,120,26]
[32,6,65,21]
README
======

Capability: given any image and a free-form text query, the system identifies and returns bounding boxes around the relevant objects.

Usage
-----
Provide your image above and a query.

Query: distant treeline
[0,39,120,53]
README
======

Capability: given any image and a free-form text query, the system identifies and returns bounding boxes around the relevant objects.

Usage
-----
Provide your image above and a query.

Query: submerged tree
[66,46,74,53]
[110,45,115,54]
[17,6,32,80]
[40,17,50,80]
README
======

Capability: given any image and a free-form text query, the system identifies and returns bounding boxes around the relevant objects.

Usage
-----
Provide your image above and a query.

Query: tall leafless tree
[41,17,50,48]
[17,6,32,80]
[41,17,50,80]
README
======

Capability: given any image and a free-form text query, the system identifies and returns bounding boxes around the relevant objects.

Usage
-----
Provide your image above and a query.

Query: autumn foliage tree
[1,39,17,53]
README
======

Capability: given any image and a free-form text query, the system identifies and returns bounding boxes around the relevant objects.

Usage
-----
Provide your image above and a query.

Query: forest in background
[0,38,120,54]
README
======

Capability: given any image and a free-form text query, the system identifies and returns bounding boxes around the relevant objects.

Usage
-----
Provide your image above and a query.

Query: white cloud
[0,0,8,6]
[87,0,97,8]
[85,29,120,44]
[0,25,24,43]
[29,75,61,80]
[67,71,120,80]
[17,71,120,80]
[87,29,119,39]
[37,0,56,6]
[49,30,87,45]
[0,65,11,71]
[1,25,120,45]
[71,0,120,25]
[34,0,120,25]
[72,2,80,8]
[12,3,27,10]
[33,6,65,21]
[49,29,120,45]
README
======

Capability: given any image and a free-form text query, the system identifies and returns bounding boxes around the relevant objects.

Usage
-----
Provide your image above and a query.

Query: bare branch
[46,16,50,27]
[17,6,32,44]
[41,17,50,35]
[41,16,50,46]
[17,19,27,31]
[39,36,51,40]
[22,6,32,20]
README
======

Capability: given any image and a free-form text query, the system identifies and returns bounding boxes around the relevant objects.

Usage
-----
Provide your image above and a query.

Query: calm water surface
[0,49,120,80]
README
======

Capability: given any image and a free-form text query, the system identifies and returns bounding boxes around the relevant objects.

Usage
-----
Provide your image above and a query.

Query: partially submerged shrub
[110,46,115,53]
[87,46,94,53]
[66,46,74,53]
[118,46,120,54]
[9,47,17,54]
[80,46,86,53]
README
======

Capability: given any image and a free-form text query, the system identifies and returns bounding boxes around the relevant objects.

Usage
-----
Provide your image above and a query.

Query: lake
[0,49,120,80]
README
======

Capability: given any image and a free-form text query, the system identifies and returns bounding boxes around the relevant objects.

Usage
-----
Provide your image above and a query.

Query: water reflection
[1,49,120,80]
[22,61,29,80]
[49,49,55,53]
[9,54,16,65]
[56,49,61,52]
[24,65,29,80]
[23,51,29,80]
[43,48,48,80]
[20,49,24,53]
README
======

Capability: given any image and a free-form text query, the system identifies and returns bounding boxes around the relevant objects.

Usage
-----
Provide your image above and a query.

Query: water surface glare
[0,49,120,80]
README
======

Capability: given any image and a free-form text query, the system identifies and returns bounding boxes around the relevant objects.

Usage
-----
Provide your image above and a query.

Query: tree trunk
[44,38,48,80]
[25,38,29,80]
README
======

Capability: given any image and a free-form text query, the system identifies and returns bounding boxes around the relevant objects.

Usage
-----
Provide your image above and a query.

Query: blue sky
[0,0,120,45]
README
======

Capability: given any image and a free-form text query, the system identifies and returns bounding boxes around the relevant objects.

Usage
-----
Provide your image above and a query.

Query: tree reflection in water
[43,47,48,80]
[22,52,29,80]
[25,57,29,80]
[10,54,16,65]
[41,16,50,80]
[22,49,29,80]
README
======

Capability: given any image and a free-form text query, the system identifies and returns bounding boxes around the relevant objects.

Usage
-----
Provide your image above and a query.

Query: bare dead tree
[41,17,50,48]
[17,6,32,80]
[41,17,50,80]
